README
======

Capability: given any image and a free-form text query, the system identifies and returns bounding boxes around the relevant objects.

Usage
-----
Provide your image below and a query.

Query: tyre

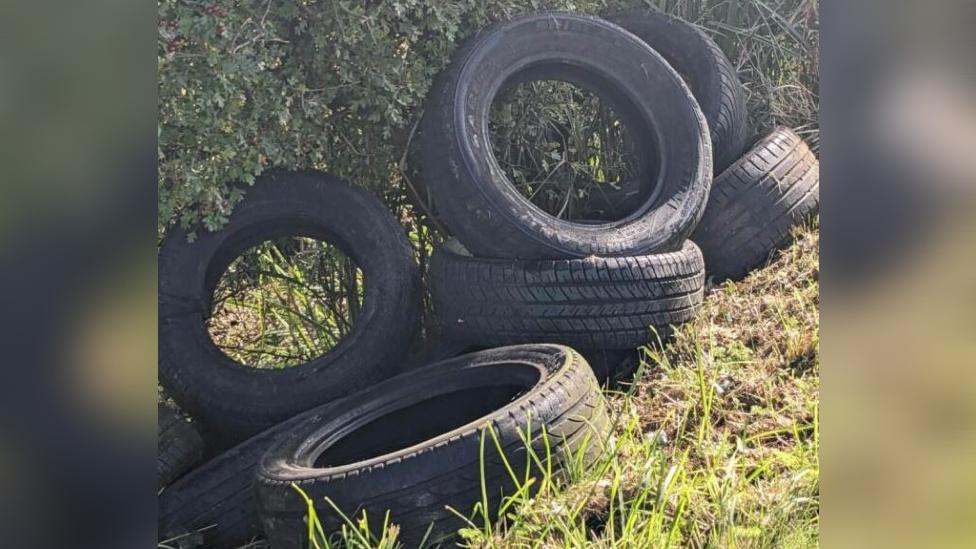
[398,337,485,374]
[429,240,705,350]
[691,127,819,281]
[158,404,205,488]
[159,170,421,442]
[580,348,643,386]
[607,9,748,173]
[255,344,609,547]
[157,406,329,549]
[420,12,711,259]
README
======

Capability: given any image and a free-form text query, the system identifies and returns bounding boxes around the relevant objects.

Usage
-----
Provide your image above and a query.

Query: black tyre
[158,404,204,489]
[398,337,485,374]
[255,345,609,547]
[421,12,711,259]
[430,240,705,350]
[158,170,420,442]
[692,127,819,281]
[157,405,330,549]
[607,9,748,173]
[580,348,643,386]
[156,342,484,549]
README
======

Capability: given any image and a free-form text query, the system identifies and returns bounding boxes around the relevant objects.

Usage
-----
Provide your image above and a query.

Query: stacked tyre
[426,12,819,382]
[425,12,716,381]
[692,127,820,281]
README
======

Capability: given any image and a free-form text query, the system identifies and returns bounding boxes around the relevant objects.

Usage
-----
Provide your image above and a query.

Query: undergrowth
[489,80,641,221]
[207,236,365,368]
[237,222,819,549]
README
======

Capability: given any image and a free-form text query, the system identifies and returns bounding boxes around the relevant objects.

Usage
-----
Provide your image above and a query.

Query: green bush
[158,0,818,236]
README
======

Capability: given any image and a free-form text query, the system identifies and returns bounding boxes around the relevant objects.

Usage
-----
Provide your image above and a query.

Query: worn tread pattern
[255,345,610,548]
[608,9,748,173]
[691,127,819,281]
[158,404,205,489]
[430,241,704,349]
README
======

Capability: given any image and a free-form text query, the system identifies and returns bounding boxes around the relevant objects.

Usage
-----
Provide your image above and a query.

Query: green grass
[207,236,365,368]
[260,223,820,549]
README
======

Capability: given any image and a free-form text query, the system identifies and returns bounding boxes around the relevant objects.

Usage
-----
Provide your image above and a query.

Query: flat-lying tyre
[430,240,705,349]
[158,404,205,488]
[691,127,819,281]
[255,344,609,547]
[607,9,748,173]
[157,403,338,549]
[421,12,711,259]
[158,170,421,442]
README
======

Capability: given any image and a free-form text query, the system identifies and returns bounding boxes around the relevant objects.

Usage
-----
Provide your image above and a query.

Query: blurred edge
[822,0,976,548]
[0,0,156,547]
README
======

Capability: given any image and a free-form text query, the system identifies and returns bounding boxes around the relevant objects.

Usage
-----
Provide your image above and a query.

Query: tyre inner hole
[207,235,365,369]
[313,370,539,467]
[488,78,649,222]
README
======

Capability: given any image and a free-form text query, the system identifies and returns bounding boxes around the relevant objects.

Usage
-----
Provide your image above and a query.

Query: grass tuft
[271,223,819,549]
[476,222,820,548]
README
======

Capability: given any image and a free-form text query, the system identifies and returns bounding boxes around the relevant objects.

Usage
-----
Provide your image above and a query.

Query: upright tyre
[158,404,205,489]
[159,170,421,442]
[421,12,711,259]
[255,345,609,547]
[692,127,819,281]
[607,9,748,173]
[430,240,705,349]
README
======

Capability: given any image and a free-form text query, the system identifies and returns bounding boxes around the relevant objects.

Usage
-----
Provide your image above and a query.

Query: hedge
[158,0,818,236]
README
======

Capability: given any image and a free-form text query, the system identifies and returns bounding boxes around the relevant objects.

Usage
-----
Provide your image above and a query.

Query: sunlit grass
[207,236,365,368]
[284,223,819,549]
